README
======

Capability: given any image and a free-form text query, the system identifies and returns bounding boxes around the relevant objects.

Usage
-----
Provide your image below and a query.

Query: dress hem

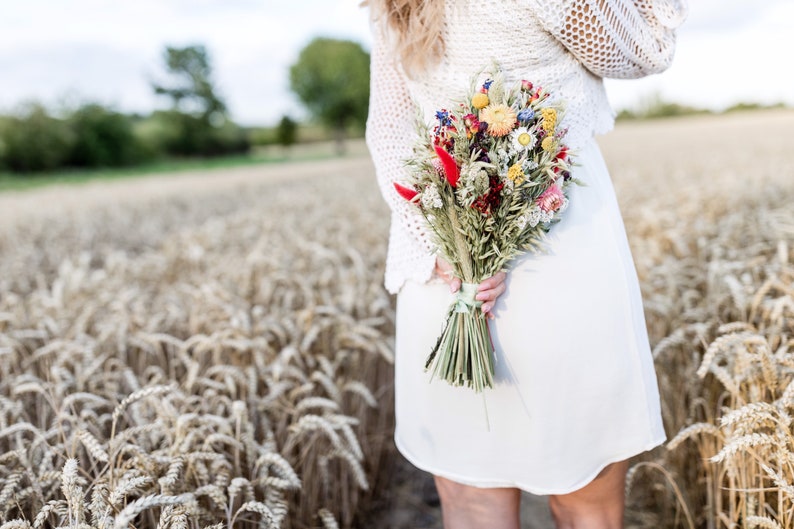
[394,432,667,496]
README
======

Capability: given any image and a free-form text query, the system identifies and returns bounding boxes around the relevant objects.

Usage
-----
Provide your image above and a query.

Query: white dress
[366,0,686,494]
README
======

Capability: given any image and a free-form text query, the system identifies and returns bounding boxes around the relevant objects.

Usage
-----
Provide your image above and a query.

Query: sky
[0,0,792,127]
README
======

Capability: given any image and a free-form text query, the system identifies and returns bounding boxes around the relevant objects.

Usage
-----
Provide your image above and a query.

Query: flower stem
[448,204,474,282]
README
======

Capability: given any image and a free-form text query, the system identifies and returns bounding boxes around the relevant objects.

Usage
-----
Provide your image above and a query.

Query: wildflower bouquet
[394,67,578,393]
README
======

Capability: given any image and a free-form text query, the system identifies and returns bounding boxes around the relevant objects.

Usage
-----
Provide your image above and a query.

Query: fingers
[435,257,461,293]
[477,271,507,292]
[435,259,507,306]
[477,271,507,315]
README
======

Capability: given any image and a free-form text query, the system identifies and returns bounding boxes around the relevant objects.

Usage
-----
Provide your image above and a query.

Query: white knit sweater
[365,0,687,295]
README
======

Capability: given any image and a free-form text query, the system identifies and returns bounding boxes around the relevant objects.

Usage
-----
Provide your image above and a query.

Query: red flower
[463,113,480,137]
[472,173,504,215]
[556,147,568,161]
[434,145,460,188]
[394,182,419,202]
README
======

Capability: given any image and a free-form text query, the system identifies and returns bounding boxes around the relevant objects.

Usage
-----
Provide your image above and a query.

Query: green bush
[1,104,74,173]
[276,115,298,147]
[724,101,787,113]
[0,116,10,170]
[67,104,144,168]
[248,126,277,147]
[145,111,249,157]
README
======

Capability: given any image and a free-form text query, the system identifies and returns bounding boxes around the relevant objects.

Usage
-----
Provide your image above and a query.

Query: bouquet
[394,66,579,393]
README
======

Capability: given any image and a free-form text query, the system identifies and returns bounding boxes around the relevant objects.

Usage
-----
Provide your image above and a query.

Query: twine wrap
[454,283,482,313]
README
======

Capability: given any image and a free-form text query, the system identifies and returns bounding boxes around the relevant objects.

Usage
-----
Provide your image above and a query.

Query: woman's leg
[547,459,630,529]
[434,475,521,529]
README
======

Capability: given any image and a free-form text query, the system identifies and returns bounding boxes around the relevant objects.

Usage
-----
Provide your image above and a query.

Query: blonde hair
[367,0,445,77]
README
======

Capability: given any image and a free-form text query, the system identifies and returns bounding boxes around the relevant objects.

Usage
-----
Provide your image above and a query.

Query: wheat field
[1,110,793,529]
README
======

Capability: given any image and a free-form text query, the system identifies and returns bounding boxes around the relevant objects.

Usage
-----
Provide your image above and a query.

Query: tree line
[0,38,371,174]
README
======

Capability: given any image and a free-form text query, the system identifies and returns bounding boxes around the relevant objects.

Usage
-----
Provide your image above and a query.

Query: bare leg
[547,459,630,529]
[434,475,521,529]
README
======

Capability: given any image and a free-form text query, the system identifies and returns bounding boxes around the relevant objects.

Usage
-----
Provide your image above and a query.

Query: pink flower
[536,184,565,213]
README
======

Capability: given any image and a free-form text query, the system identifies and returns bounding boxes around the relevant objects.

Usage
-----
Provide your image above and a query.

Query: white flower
[456,161,492,207]
[510,127,536,152]
[516,215,528,230]
[524,159,539,172]
[527,206,541,228]
[472,169,489,194]
[421,183,443,209]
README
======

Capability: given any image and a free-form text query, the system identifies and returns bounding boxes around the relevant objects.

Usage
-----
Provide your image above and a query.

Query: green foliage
[276,115,298,147]
[289,37,370,134]
[67,104,144,167]
[152,45,226,123]
[724,101,787,113]
[149,45,248,157]
[616,94,712,121]
[145,111,249,157]
[0,103,74,173]
[617,99,791,120]
[248,126,277,146]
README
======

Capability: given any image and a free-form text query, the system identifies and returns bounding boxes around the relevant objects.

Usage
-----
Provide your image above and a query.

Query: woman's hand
[434,256,462,292]
[434,257,507,318]
[476,271,507,317]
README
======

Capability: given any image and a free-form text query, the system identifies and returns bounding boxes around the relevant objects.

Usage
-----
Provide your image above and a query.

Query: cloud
[0,1,790,125]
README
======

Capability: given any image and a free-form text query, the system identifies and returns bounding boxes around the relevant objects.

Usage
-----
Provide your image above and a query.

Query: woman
[365,1,687,527]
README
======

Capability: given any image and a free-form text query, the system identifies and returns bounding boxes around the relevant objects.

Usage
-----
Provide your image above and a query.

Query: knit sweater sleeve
[365,19,437,293]
[529,0,687,79]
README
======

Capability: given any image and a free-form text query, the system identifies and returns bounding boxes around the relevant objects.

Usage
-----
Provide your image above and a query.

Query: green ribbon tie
[454,282,482,313]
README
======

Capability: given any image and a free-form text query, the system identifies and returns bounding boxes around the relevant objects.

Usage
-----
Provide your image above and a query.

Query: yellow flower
[507,163,525,185]
[541,108,557,133]
[472,92,489,109]
[479,104,517,137]
[541,136,556,152]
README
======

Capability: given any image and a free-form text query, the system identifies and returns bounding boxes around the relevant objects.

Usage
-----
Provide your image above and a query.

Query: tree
[289,37,370,153]
[151,45,248,157]
[275,115,298,148]
[152,45,227,125]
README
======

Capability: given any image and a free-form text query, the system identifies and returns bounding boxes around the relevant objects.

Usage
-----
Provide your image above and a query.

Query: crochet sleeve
[365,20,437,257]
[530,0,688,79]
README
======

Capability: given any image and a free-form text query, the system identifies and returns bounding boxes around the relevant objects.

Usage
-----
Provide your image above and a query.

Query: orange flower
[479,104,517,137]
